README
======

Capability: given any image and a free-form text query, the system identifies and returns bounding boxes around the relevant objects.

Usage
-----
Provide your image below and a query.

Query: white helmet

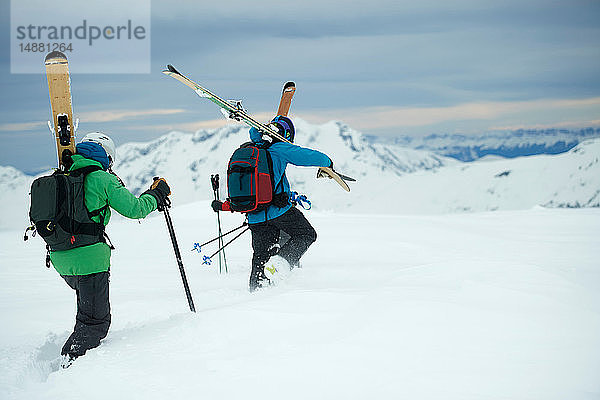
[80,132,116,167]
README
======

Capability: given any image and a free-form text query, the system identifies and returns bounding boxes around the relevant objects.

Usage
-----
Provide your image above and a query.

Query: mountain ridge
[372,127,600,161]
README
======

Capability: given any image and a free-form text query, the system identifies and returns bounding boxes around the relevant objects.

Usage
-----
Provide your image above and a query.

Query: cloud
[128,112,276,133]
[79,108,186,123]
[0,121,46,132]
[128,118,233,133]
[0,108,186,133]
[296,97,600,131]
[490,120,600,131]
[112,97,600,136]
[5,98,595,137]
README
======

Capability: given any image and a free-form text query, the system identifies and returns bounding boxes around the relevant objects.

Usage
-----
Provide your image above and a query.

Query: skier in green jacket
[52,132,170,367]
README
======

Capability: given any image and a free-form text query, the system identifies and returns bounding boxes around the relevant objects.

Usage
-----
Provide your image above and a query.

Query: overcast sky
[1,0,599,172]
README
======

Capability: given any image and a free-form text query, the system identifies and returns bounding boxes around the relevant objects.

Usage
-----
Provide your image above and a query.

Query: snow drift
[1,206,599,399]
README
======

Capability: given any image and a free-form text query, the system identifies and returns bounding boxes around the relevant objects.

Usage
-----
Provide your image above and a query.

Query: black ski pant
[249,206,317,276]
[60,271,111,358]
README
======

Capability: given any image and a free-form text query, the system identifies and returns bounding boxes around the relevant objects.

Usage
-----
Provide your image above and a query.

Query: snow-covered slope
[387,138,600,213]
[387,127,600,161]
[2,207,599,399]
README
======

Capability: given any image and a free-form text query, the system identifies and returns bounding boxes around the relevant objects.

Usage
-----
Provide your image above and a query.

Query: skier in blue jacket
[212,116,332,291]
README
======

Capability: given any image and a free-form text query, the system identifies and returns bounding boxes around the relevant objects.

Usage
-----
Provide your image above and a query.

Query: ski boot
[60,353,77,369]
[263,255,295,284]
[249,266,271,292]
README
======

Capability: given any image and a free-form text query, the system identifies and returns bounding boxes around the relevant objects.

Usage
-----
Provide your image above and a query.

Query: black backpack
[28,166,108,252]
[226,142,287,213]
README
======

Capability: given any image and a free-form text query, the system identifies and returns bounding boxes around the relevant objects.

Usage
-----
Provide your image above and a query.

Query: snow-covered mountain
[1,120,599,230]
[388,139,600,213]
[0,165,34,230]
[112,119,453,208]
[381,127,600,161]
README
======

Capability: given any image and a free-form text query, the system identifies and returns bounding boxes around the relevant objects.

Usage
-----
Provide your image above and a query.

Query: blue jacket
[246,128,331,224]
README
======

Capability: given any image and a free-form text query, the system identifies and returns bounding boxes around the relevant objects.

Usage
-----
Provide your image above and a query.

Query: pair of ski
[162,64,356,192]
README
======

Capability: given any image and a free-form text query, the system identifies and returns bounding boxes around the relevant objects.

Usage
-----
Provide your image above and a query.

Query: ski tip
[283,81,295,90]
[165,64,180,74]
[45,51,67,62]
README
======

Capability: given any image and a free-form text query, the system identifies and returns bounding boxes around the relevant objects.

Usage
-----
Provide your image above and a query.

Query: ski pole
[211,174,221,273]
[211,174,222,273]
[158,195,196,313]
[207,226,250,260]
[196,222,248,249]
[211,174,228,273]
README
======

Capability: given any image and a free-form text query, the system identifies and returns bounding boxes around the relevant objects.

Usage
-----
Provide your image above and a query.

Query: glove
[211,200,223,212]
[143,177,171,207]
[316,159,334,179]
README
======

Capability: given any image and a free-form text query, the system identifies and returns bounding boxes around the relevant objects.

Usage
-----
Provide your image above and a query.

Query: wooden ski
[276,81,296,117]
[45,51,76,169]
[271,81,351,192]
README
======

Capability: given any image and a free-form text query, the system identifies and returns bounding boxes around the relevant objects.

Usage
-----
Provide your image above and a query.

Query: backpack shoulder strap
[69,165,103,177]
[241,140,272,150]
[69,165,108,225]
[264,148,275,188]
[264,148,286,199]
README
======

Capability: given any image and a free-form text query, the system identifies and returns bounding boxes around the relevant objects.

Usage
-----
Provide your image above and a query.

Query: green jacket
[50,155,158,275]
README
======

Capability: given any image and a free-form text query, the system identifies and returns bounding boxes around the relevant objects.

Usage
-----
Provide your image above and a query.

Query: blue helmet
[76,141,111,170]
[77,132,116,170]
[271,115,295,143]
